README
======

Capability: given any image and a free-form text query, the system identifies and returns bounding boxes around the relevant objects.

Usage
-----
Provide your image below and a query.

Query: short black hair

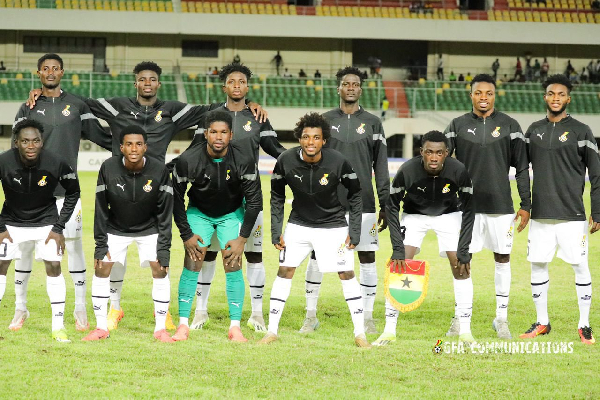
[204,110,233,131]
[120,125,147,144]
[219,63,253,82]
[37,53,63,71]
[13,119,44,140]
[543,74,573,93]
[471,74,496,90]
[133,61,162,77]
[336,66,363,86]
[421,130,448,147]
[293,112,331,140]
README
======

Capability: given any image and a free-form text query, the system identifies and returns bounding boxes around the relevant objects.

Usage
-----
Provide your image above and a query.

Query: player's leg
[0,260,11,307]
[338,268,370,348]
[11,241,34,331]
[300,251,322,333]
[149,260,174,343]
[44,259,70,343]
[245,211,266,332]
[82,260,113,341]
[190,250,216,329]
[356,211,380,333]
[107,261,126,329]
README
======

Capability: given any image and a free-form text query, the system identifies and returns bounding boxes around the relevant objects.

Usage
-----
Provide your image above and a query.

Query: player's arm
[386,168,406,265]
[171,157,193,241]
[259,120,286,159]
[341,159,363,247]
[443,119,457,156]
[156,168,174,267]
[456,169,475,269]
[580,127,600,233]
[13,103,29,128]
[270,159,287,246]
[93,164,110,262]
[78,96,122,122]
[510,121,531,232]
[372,121,390,231]
[79,100,113,151]
[55,162,80,234]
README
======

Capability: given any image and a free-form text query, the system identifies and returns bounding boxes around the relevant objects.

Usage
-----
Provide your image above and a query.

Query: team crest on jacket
[38,175,47,186]
[226,169,231,180]
[559,131,569,142]
[491,126,501,137]
[319,173,329,185]
[254,225,262,238]
[143,180,153,192]
[356,123,366,134]
[155,111,163,122]
[62,105,71,116]
[442,183,450,193]
[243,121,252,131]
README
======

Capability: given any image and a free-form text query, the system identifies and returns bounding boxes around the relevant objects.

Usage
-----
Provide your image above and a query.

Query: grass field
[0,172,598,398]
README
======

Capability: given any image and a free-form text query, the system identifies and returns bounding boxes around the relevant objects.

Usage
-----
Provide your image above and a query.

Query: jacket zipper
[482,118,486,147]
[52,97,56,127]
[431,176,436,201]
[549,122,556,150]
[28,168,32,192]
[133,174,136,202]
[309,165,314,194]
[346,114,351,142]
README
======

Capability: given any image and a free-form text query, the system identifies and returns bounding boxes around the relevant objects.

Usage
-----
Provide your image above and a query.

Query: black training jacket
[0,148,80,234]
[271,147,362,245]
[94,156,173,267]
[172,141,262,242]
[387,156,474,264]
[322,107,389,213]
[525,115,600,221]
[444,110,531,214]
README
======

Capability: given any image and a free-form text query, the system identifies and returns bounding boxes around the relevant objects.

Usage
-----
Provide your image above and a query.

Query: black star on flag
[401,277,412,288]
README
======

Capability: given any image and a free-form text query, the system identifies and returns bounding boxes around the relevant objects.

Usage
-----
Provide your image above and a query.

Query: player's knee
[204,251,218,262]
[277,266,295,279]
[338,270,355,280]
[0,260,11,275]
[44,261,62,277]
[150,264,168,279]
[244,252,262,263]
[358,251,375,264]
[185,261,202,273]
[494,253,510,263]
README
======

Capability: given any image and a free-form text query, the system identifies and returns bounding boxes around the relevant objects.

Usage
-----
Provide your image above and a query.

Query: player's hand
[345,235,356,250]
[184,234,205,262]
[515,209,530,233]
[589,216,600,234]
[455,261,471,278]
[389,258,407,274]
[223,236,247,269]
[26,88,43,109]
[378,210,388,232]
[46,231,65,256]
[0,230,13,245]
[274,235,286,251]
[94,252,111,270]
[248,102,268,123]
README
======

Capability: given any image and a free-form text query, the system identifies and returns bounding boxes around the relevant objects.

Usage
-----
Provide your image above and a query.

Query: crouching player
[0,120,80,342]
[373,130,476,346]
[84,125,174,342]
[259,112,370,348]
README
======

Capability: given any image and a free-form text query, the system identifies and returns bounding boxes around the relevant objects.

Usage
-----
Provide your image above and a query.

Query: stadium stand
[0,0,174,11]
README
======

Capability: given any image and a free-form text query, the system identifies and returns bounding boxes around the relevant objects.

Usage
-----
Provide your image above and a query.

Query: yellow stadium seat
[498,89,506,96]
[16,73,23,79]
[166,2,172,12]
[250,3,257,13]
[289,4,296,14]
[442,82,450,89]
[273,4,280,13]
[0,79,8,85]
[419,78,426,85]
[306,80,314,86]
[435,88,443,94]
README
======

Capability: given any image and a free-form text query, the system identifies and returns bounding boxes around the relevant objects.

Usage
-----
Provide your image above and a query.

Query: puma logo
[331,125,340,133]
[467,128,476,135]
[130,111,140,119]
[294,174,303,182]
[417,187,426,192]
[116,183,125,191]
[231,302,240,308]
[537,132,545,140]
[36,109,46,116]
[13,177,22,184]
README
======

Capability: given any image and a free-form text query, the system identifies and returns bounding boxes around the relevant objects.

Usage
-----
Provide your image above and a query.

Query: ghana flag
[384,259,430,313]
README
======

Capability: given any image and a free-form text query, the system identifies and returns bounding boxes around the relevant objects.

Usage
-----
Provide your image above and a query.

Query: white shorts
[469,213,515,254]
[207,211,263,253]
[401,212,461,257]
[102,233,158,267]
[345,212,379,251]
[279,223,355,273]
[0,225,62,262]
[56,197,83,239]
[527,219,588,264]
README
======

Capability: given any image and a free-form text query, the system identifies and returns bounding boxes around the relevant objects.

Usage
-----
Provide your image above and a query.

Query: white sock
[179,317,189,327]
[109,262,126,311]
[341,277,365,337]
[453,278,473,335]
[383,298,399,335]
[572,259,592,328]
[267,276,292,335]
[531,262,550,325]
[305,257,322,319]
[91,275,110,331]
[66,238,87,312]
[359,262,377,320]
[247,262,265,316]
[0,275,6,303]
[47,274,66,332]
[152,276,170,332]
[14,241,34,311]
[195,260,216,313]
[494,261,511,320]
[230,320,241,328]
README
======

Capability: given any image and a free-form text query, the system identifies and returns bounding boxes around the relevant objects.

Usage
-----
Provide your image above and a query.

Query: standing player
[259,113,370,348]
[520,74,600,345]
[11,53,111,332]
[301,67,389,335]
[443,74,531,340]
[185,63,285,332]
[172,111,262,342]
[0,120,80,342]
[84,126,174,342]
[373,131,475,346]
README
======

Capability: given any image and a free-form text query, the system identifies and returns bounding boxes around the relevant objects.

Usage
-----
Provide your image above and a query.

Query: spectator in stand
[283,68,293,78]
[458,73,465,82]
[272,51,284,76]
[586,61,595,84]
[565,60,575,76]
[380,96,390,121]
[449,71,457,81]
[299,69,307,78]
[314,70,322,79]
[525,57,533,82]
[592,0,599,10]
[465,72,473,82]
[437,54,444,81]
[595,60,600,84]
[581,67,589,83]
[233,54,241,64]
[533,59,541,82]
[0,61,6,71]
[212,67,219,75]
[514,57,523,81]
[492,59,500,80]
[540,57,550,81]
[206,66,213,75]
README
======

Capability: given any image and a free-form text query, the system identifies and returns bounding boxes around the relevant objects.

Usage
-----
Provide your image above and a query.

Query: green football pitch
[0,172,598,398]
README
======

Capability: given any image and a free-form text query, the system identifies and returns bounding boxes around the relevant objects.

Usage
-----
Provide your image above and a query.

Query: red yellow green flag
[384,259,430,313]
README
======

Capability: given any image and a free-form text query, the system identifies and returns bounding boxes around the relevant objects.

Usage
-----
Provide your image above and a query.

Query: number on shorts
[278,247,286,264]
[0,242,7,257]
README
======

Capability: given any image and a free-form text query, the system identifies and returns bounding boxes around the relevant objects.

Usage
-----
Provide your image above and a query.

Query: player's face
[470,82,495,116]
[338,74,362,104]
[37,59,64,89]
[16,127,43,164]
[420,141,448,175]
[544,83,571,115]
[205,121,232,156]
[135,70,161,99]
[120,134,147,164]
[299,127,325,159]
[223,71,249,101]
